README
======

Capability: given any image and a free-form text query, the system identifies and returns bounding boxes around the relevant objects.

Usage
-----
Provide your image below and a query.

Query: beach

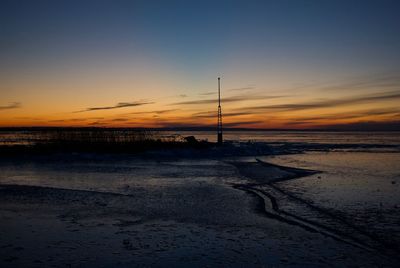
[1,135,399,267]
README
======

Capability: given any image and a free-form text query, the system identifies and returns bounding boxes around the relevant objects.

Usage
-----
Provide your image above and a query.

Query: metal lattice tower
[217,77,223,144]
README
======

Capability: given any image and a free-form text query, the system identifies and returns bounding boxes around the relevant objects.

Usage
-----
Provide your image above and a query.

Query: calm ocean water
[174,130,400,145]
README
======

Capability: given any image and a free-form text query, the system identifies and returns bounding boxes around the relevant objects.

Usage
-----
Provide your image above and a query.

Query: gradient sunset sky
[1,0,400,129]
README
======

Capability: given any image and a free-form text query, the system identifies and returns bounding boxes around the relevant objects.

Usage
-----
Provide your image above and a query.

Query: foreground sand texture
[0,154,398,267]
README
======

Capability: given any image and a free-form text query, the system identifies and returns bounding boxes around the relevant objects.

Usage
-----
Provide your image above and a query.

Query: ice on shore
[0,143,399,266]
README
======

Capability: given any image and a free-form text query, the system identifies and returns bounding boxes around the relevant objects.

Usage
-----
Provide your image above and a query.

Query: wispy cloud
[128,109,179,115]
[282,121,315,126]
[227,86,255,92]
[74,101,154,113]
[47,117,104,123]
[191,111,253,119]
[48,118,88,123]
[293,73,400,93]
[14,116,40,120]
[110,118,129,122]
[0,102,21,110]
[236,91,400,112]
[172,94,283,105]
[199,92,216,96]
[269,73,400,96]
[139,119,263,128]
[320,74,400,92]
[198,86,255,96]
[48,120,67,123]
[223,120,264,127]
[88,121,104,126]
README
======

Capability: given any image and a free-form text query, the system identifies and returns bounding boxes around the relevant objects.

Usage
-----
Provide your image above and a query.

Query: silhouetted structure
[184,135,198,145]
[217,77,223,144]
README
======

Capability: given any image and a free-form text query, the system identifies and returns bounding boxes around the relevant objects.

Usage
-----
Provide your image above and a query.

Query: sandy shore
[0,155,398,267]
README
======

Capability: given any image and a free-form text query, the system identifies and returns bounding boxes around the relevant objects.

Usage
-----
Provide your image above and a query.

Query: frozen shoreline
[231,159,400,257]
[1,153,399,267]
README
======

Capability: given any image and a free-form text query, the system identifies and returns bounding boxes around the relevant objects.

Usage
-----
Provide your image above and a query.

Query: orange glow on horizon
[1,66,400,130]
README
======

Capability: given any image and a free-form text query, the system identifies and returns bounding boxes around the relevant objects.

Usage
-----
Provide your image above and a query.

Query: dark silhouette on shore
[0,129,214,155]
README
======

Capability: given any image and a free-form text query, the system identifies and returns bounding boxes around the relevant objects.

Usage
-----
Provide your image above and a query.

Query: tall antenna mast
[217,77,223,145]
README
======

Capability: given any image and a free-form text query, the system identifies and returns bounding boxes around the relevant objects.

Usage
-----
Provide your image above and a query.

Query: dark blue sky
[1,0,399,71]
[1,0,400,128]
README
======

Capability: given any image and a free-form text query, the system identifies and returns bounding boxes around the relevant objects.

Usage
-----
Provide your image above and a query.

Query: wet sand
[0,155,398,267]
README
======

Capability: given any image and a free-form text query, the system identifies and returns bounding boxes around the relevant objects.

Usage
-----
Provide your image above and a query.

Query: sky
[1,0,400,129]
